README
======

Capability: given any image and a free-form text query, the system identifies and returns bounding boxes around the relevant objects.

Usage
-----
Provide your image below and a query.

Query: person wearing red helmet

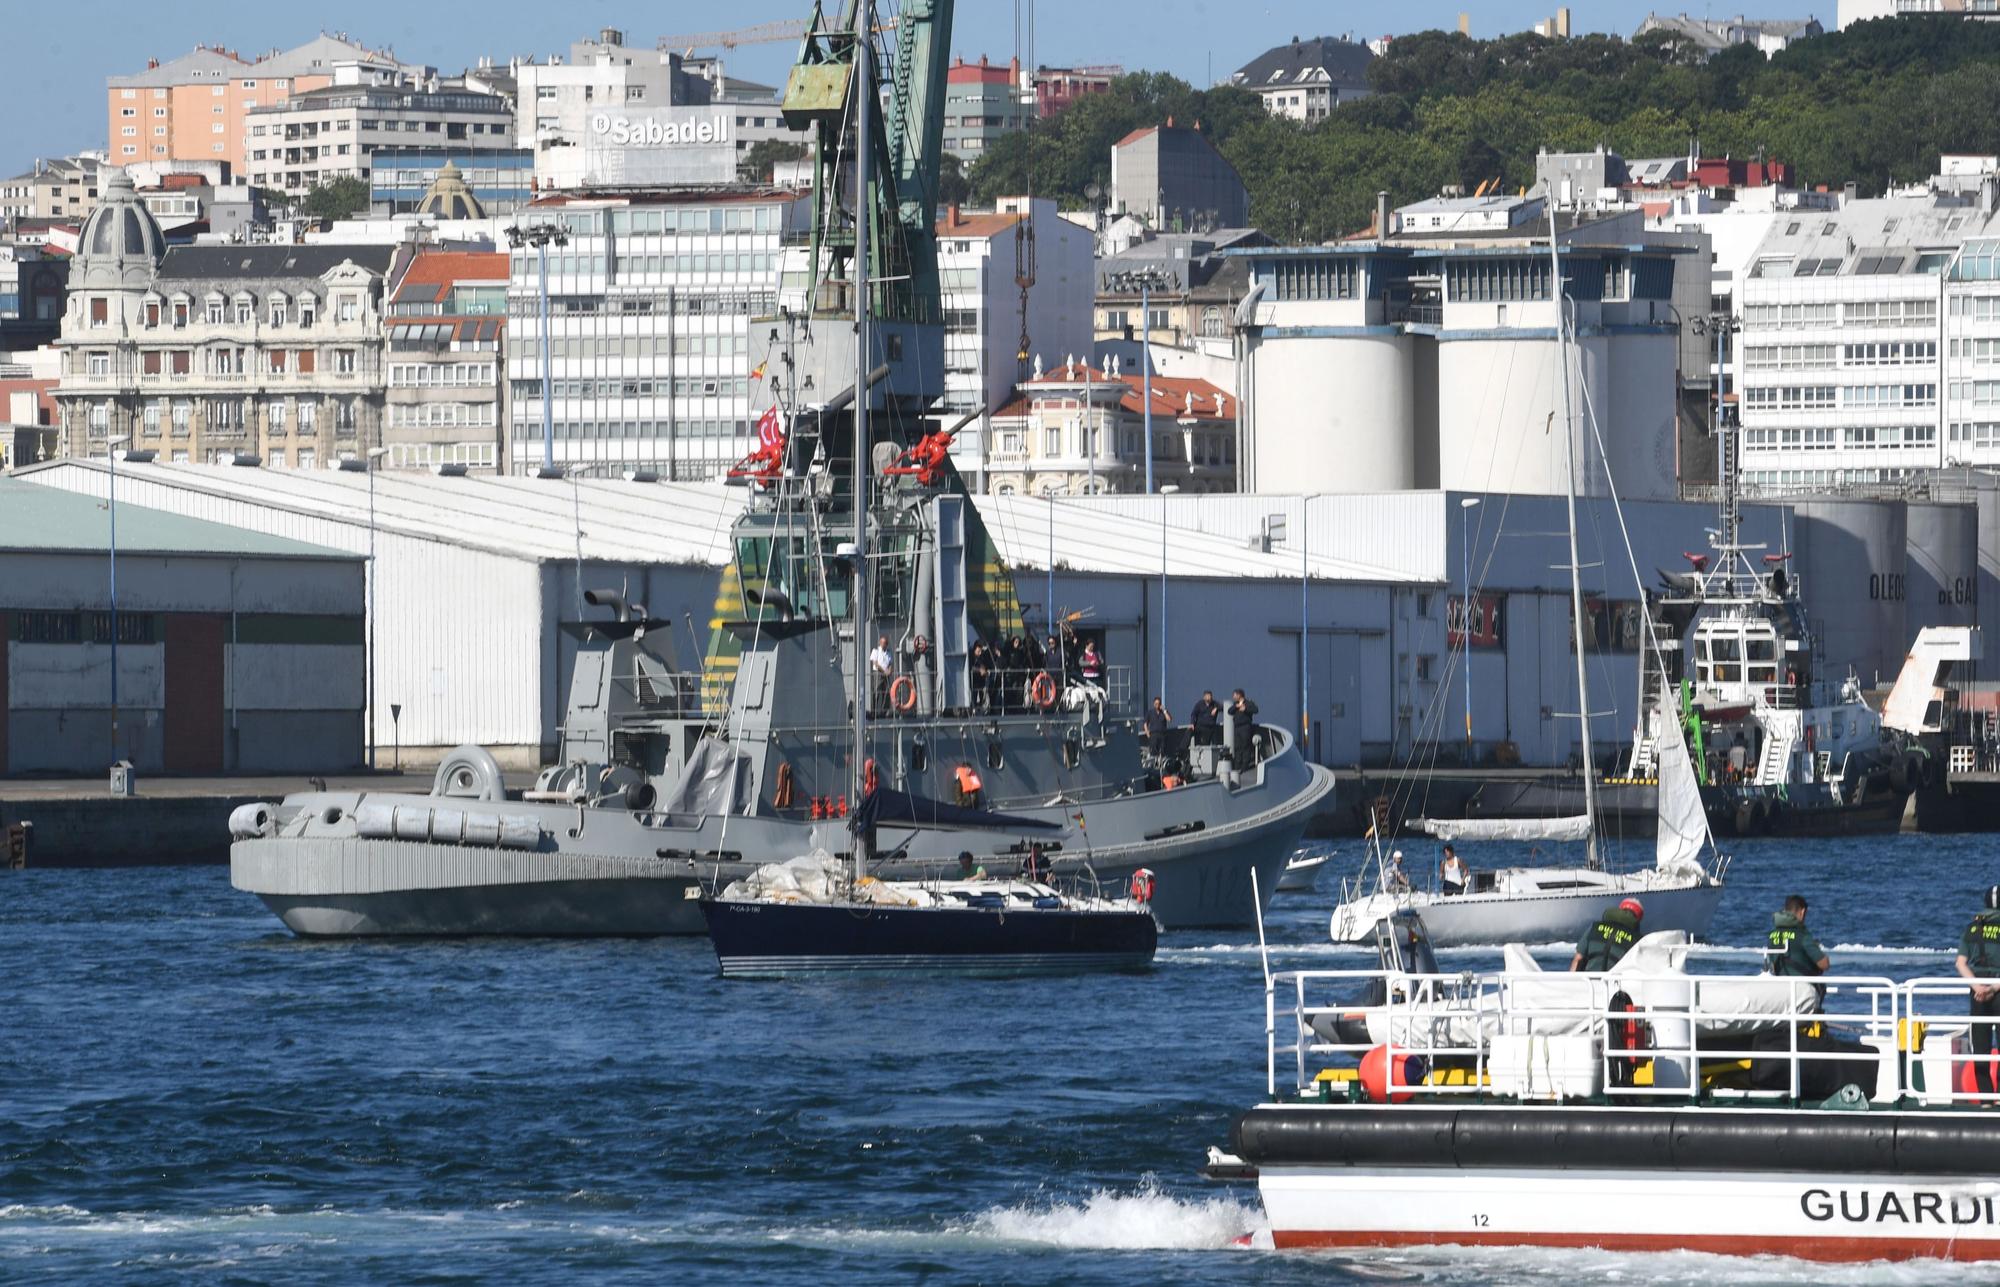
[1571,897,1644,972]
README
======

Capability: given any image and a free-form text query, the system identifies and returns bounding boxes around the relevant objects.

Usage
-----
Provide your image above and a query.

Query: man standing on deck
[868,635,894,716]
[1191,690,1223,747]
[1440,845,1468,897]
[1956,886,2000,1095]
[1229,689,1259,765]
[1144,697,1173,758]
[1571,898,1644,971]
[1766,894,1830,978]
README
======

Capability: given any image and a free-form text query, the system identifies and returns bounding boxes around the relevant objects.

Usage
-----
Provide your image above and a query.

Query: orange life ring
[890,674,918,712]
[1130,868,1156,903]
[863,757,880,796]
[1031,671,1058,709]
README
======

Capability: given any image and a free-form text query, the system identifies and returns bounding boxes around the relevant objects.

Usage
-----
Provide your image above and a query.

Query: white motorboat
[1276,849,1332,893]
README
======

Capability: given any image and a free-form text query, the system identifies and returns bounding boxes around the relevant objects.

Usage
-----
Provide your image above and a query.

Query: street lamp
[106,434,130,765]
[1105,267,1174,495]
[340,446,391,768]
[506,220,570,475]
[1459,496,1482,755]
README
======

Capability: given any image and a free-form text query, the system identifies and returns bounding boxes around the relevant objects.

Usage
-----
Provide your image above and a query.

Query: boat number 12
[1470,1213,1489,1227]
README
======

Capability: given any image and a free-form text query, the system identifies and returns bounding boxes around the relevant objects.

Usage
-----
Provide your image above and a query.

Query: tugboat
[1628,551,1905,838]
[1209,936,2000,1261]
[226,0,1332,937]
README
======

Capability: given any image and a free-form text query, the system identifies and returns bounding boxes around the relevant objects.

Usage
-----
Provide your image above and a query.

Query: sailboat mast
[1548,207,1601,868]
[850,3,874,879]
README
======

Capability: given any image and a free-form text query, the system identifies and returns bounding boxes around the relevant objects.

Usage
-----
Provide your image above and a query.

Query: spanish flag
[750,360,768,381]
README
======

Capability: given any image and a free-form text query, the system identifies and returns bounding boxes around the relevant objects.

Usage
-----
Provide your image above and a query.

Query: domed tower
[56,168,166,457]
[415,160,485,221]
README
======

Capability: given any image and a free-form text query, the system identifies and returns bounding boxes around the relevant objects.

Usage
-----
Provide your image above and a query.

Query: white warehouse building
[11,464,1983,779]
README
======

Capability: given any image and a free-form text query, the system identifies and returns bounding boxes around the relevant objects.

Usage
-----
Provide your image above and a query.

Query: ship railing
[1263,966,1972,1107]
[607,668,720,719]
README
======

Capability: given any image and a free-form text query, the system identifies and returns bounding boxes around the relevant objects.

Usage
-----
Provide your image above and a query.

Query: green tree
[299,175,370,221]
[739,138,808,184]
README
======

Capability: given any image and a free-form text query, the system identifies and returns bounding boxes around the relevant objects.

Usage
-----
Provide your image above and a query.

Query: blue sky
[1,2,1725,179]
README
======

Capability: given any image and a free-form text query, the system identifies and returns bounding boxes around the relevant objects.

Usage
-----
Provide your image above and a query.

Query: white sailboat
[1329,208,1726,949]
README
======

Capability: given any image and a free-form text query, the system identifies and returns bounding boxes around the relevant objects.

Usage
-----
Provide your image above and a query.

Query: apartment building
[106,34,406,170]
[0,155,104,223]
[985,361,1236,495]
[1033,65,1121,117]
[1094,230,1268,350]
[54,170,394,465]
[1632,13,1824,57]
[246,77,514,196]
[1839,0,2000,28]
[384,250,508,472]
[1110,125,1249,232]
[934,198,1095,482]
[503,187,808,476]
[1735,188,2000,490]
[942,56,1031,160]
[1229,36,1374,122]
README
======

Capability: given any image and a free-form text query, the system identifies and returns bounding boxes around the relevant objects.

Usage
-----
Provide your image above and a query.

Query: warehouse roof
[9,463,1443,584]
[0,475,354,560]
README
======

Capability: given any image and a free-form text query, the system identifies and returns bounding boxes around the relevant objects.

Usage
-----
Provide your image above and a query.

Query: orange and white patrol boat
[1208,929,2000,1263]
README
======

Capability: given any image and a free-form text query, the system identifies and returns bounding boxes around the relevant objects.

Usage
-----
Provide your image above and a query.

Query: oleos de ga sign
[584,107,736,186]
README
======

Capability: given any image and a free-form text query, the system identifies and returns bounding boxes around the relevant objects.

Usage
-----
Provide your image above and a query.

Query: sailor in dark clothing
[1144,697,1173,757]
[1228,688,1259,764]
[1766,893,1830,977]
[1571,897,1644,972]
[1191,690,1223,747]
[969,641,993,714]
[1956,885,2000,1095]
[1002,636,1028,710]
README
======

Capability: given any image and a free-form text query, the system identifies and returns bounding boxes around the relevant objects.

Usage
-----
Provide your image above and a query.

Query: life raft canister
[1031,671,1058,709]
[1129,867,1156,903]
[890,675,918,712]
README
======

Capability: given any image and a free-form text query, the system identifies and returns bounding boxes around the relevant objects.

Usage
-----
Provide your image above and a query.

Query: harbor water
[7,835,2000,1285]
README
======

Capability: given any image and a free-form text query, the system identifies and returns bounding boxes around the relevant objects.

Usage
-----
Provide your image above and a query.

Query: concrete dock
[1,771,435,867]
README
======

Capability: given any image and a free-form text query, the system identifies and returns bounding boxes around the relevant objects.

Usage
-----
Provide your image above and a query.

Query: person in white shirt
[868,634,894,715]
[1440,844,1469,897]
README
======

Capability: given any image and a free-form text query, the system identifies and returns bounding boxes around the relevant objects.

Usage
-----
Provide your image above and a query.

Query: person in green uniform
[1766,894,1830,976]
[1955,886,2000,1095]
[1570,897,1644,972]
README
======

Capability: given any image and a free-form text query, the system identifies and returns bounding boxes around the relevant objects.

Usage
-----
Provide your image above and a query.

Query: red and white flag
[756,404,783,447]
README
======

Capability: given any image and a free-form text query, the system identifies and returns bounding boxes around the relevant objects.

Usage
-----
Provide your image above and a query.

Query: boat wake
[965,1179,1263,1250]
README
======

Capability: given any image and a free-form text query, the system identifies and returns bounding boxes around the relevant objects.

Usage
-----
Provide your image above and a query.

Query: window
[205,299,224,325]
[269,298,287,327]
[1266,256,1359,301]
[297,349,316,374]
[89,297,107,326]
[1742,385,1837,412]
[234,298,253,324]
[172,301,188,328]
[298,400,316,431]
[268,449,285,468]
[171,400,191,432]
[268,349,287,373]
[1744,344,1836,370]
[143,401,161,431]
[1446,257,1552,303]
[335,349,356,374]
[299,448,315,470]
[142,350,161,375]
[88,352,110,376]
[299,298,317,327]
[268,400,287,430]
[170,351,190,376]
[88,402,109,433]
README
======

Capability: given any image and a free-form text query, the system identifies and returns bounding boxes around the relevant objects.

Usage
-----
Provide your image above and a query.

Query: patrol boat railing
[1266,966,2000,1109]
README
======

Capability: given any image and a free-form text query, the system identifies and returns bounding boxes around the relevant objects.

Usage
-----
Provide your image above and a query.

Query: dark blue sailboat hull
[698,897,1158,978]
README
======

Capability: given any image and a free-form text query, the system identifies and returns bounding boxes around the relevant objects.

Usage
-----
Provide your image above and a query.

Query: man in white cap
[1386,850,1412,893]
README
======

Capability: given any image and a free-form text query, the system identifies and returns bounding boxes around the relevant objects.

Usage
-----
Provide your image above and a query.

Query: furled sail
[1654,695,1710,875]
[1415,815,1593,843]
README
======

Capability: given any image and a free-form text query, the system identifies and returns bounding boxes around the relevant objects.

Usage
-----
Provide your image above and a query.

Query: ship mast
[850,0,874,884]
[1548,206,1601,869]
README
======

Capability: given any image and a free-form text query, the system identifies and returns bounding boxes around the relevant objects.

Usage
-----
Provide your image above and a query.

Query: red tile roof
[935,210,1023,239]
[392,250,508,304]
[1113,127,1156,149]
[1009,364,1234,421]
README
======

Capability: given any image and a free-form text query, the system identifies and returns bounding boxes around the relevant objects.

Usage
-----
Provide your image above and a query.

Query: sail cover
[1415,815,1593,843]
[1654,698,1710,874]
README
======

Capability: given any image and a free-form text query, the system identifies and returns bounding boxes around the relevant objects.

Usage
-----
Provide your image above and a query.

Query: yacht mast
[850,2,874,882]
[1548,206,1601,869]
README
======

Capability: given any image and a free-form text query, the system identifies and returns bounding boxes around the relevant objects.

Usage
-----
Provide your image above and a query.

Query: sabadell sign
[589,111,731,147]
